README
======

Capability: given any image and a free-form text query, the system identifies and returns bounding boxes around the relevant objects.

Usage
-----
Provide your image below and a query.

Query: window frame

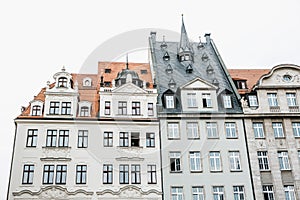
[103,164,113,184]
[119,164,129,184]
[192,186,204,200]
[148,103,154,116]
[286,93,297,106]
[225,122,237,138]
[49,101,60,115]
[119,132,129,147]
[278,151,291,170]
[147,165,157,184]
[76,165,87,184]
[43,164,55,184]
[61,102,71,115]
[26,129,38,147]
[170,152,181,172]
[165,95,175,109]
[202,93,212,108]
[171,186,184,200]
[187,122,199,139]
[272,122,285,138]
[146,132,155,147]
[257,151,270,171]
[223,95,232,108]
[209,151,222,172]
[80,106,89,117]
[22,164,34,184]
[46,130,57,147]
[58,130,69,147]
[132,102,141,115]
[55,165,67,185]
[104,101,111,115]
[206,122,218,138]
[233,186,245,200]
[248,95,258,107]
[292,122,300,137]
[104,132,113,147]
[168,122,180,139]
[118,101,127,115]
[212,186,225,200]
[131,164,141,184]
[78,130,88,148]
[32,105,42,116]
[262,185,274,200]
[187,93,197,108]
[267,93,278,107]
[229,151,242,171]
[253,122,265,138]
[189,151,202,172]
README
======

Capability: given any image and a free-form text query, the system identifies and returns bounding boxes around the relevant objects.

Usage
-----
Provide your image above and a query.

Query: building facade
[148,17,254,199]
[230,64,300,200]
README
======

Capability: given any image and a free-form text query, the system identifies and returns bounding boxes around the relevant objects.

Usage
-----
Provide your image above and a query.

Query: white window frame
[202,93,212,108]
[292,122,300,137]
[262,185,274,200]
[233,186,245,200]
[189,151,201,172]
[284,185,296,200]
[225,122,237,138]
[229,151,241,171]
[223,95,232,108]
[267,93,278,107]
[171,187,183,200]
[213,186,224,200]
[166,95,175,109]
[78,130,88,148]
[272,122,285,138]
[192,186,204,200]
[206,122,218,138]
[286,93,297,106]
[253,122,265,138]
[187,122,199,139]
[278,151,291,170]
[187,93,197,107]
[257,151,270,171]
[248,95,258,107]
[168,122,180,139]
[170,152,181,172]
[209,152,222,172]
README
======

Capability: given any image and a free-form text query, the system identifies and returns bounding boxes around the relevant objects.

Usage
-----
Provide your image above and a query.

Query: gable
[112,82,147,94]
[181,78,217,90]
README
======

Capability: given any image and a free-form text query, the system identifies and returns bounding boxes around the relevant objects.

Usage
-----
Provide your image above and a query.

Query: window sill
[210,170,223,173]
[207,137,220,139]
[168,138,181,140]
[280,169,292,171]
[226,137,238,139]
[230,170,243,172]
[275,137,286,139]
[170,171,182,174]
[190,170,203,173]
[187,138,200,140]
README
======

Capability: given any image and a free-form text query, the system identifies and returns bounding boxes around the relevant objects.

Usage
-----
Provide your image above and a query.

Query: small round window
[283,74,292,82]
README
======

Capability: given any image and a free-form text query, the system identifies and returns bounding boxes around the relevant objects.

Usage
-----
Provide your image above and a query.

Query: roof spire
[179,14,191,52]
[126,54,129,70]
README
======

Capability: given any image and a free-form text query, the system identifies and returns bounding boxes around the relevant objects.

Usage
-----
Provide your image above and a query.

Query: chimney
[150,31,156,43]
[204,33,211,44]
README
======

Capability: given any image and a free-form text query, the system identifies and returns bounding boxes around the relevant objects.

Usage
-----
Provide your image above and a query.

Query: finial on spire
[62,66,66,72]
[126,54,129,70]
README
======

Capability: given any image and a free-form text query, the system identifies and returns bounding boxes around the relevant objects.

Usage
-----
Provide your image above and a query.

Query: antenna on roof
[126,54,129,70]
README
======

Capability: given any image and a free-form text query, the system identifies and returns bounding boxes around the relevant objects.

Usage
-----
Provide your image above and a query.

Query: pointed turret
[177,15,194,62]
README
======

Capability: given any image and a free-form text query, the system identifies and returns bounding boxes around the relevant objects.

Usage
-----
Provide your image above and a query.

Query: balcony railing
[269,106,280,112]
[289,106,299,112]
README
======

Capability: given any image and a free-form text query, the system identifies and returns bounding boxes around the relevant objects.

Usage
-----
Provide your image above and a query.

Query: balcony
[289,106,299,112]
[269,106,280,112]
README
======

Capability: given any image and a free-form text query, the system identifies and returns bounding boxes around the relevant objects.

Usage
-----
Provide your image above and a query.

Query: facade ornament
[240,96,248,108]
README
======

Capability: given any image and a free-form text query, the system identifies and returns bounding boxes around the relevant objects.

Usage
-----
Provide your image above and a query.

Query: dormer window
[186,64,193,73]
[223,95,232,108]
[141,69,148,74]
[163,52,170,61]
[166,64,173,74]
[202,53,209,61]
[235,80,247,89]
[83,77,92,87]
[105,69,111,73]
[58,77,68,88]
[166,95,175,109]
[80,106,89,117]
[32,105,41,116]
[104,82,111,87]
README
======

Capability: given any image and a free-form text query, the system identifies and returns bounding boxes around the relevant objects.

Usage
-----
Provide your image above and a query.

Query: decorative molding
[13,186,93,197]
[40,157,72,161]
[115,157,144,161]
[96,185,162,196]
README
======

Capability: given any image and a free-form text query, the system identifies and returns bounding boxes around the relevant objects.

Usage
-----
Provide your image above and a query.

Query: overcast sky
[1,0,300,197]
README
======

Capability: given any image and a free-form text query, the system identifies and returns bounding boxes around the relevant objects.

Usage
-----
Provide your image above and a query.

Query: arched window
[58,77,68,87]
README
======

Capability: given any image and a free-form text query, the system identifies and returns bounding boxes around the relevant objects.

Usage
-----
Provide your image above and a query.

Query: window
[187,93,197,107]
[22,164,34,184]
[76,165,87,184]
[49,101,60,115]
[237,80,247,89]
[202,93,212,108]
[229,151,241,171]
[32,105,41,116]
[119,164,129,184]
[192,186,204,200]
[248,95,258,107]
[225,122,237,138]
[262,185,274,200]
[105,101,111,115]
[267,93,278,107]
[278,151,291,170]
[105,68,111,73]
[104,132,113,147]
[80,106,89,117]
[223,95,232,108]
[132,102,141,115]
[190,151,201,172]
[119,132,129,147]
[46,130,57,147]
[253,122,265,138]
[26,129,38,147]
[141,69,148,74]
[284,185,296,200]
[171,187,183,200]
[104,81,111,87]
[43,165,55,184]
[78,130,88,148]
[146,133,155,147]
[233,186,245,200]
[55,165,67,184]
[58,130,69,147]
[272,122,284,138]
[257,151,270,170]
[166,95,175,109]
[131,132,140,147]
[148,103,154,116]
[61,102,71,115]
[170,152,181,172]
[286,93,297,106]
[168,122,180,139]
[131,165,141,184]
[292,122,300,137]
[147,165,157,184]
[213,186,224,200]
[209,152,222,172]
[206,122,218,138]
[118,101,127,115]
[187,122,199,139]
[103,164,113,184]
[58,77,68,87]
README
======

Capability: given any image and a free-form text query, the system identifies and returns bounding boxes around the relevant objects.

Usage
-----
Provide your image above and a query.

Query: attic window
[83,77,92,87]
[166,64,173,74]
[223,95,232,108]
[186,65,193,73]
[236,80,247,89]
[168,78,176,88]
[141,70,148,74]
[202,53,209,61]
[32,105,42,116]
[206,64,214,74]
[58,77,68,87]
[163,52,170,61]
[165,95,175,109]
[104,82,111,87]
[105,69,111,73]
[283,74,292,82]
